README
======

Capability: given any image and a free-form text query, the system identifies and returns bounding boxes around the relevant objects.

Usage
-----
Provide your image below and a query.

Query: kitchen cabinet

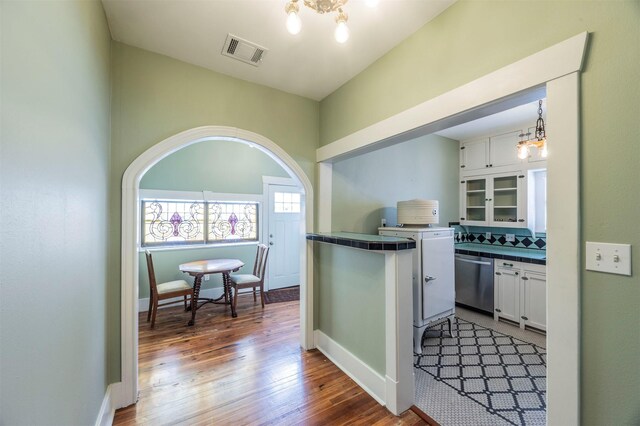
[460,172,527,227]
[494,261,546,331]
[460,130,524,173]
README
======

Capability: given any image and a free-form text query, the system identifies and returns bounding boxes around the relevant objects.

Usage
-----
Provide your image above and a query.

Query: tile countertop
[455,243,546,265]
[306,232,416,251]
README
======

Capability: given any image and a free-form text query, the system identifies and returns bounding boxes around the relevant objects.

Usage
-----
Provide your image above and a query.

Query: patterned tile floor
[414,310,547,426]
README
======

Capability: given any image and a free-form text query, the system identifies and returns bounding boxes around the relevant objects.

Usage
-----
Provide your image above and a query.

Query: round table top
[179,258,244,275]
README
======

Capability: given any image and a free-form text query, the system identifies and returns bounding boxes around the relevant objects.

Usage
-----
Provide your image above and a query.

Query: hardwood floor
[114,296,426,425]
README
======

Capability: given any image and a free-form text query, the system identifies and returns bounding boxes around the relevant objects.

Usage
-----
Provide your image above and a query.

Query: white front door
[267,184,302,290]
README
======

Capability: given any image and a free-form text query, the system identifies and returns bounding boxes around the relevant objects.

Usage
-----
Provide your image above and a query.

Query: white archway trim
[316,34,587,425]
[117,126,314,408]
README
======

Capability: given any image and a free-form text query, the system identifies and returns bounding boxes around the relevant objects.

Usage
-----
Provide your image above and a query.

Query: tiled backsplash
[450,225,546,250]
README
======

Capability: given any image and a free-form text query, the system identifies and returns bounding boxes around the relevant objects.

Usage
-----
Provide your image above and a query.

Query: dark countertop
[306,232,416,251]
[455,243,546,265]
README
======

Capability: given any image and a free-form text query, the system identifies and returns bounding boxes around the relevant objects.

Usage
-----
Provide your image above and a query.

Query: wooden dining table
[179,258,244,325]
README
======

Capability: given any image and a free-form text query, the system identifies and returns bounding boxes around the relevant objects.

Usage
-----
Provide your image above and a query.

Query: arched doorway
[118,126,314,406]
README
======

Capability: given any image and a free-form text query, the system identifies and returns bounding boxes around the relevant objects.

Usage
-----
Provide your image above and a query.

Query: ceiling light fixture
[285,0,351,43]
[517,100,548,160]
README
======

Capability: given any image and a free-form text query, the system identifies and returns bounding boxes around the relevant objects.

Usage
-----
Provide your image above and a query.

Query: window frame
[139,189,262,250]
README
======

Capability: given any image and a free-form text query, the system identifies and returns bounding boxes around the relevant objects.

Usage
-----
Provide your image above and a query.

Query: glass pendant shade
[335,20,349,43]
[517,143,529,160]
[539,140,548,158]
[286,11,302,35]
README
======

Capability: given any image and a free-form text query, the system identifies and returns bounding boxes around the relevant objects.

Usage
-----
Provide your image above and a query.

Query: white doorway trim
[316,33,587,425]
[117,126,314,408]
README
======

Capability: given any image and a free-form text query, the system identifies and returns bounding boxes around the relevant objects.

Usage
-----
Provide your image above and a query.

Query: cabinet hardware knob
[515,272,519,275]
[460,146,465,150]
[461,180,466,183]
[485,165,489,168]
[518,175,525,178]
[490,164,493,167]
[522,277,529,281]
[269,242,274,246]
[495,308,502,312]
[518,219,525,222]
[495,272,502,276]
[521,316,529,320]
[461,165,466,168]
[503,263,513,267]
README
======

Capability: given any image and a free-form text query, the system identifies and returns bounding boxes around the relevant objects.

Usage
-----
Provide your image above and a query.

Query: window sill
[139,241,258,253]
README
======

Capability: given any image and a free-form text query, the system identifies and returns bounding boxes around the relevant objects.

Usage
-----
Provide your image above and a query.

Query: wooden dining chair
[145,250,193,328]
[229,244,270,311]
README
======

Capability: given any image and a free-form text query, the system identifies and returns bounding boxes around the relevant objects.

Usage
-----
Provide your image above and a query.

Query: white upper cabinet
[459,127,551,174]
[460,130,524,174]
[459,137,489,172]
[489,130,526,169]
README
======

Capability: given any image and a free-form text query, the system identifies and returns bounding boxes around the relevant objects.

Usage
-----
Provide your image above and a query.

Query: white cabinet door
[490,172,527,228]
[494,265,520,323]
[460,177,489,226]
[521,271,546,331]
[489,130,525,169]
[460,138,489,172]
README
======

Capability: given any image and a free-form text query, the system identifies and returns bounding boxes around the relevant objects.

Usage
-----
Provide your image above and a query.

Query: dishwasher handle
[456,257,492,266]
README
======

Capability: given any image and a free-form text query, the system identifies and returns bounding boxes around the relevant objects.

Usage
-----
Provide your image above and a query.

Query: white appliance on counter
[379,226,455,354]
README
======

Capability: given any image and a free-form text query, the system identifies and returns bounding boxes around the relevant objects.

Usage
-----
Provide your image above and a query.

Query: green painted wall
[332,134,459,233]
[0,0,111,424]
[138,140,288,299]
[314,243,386,375]
[319,1,640,424]
[108,42,319,382]
[140,139,288,193]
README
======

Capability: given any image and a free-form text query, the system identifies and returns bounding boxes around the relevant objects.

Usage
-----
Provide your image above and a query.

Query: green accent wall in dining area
[138,139,289,300]
[319,1,640,424]
[0,1,112,424]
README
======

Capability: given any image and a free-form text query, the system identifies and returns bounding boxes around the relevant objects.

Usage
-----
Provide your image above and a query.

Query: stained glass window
[208,202,258,242]
[142,200,205,246]
[142,199,258,247]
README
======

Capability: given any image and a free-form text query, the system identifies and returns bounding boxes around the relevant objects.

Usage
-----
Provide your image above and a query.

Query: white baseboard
[138,287,224,312]
[95,382,121,426]
[314,330,386,406]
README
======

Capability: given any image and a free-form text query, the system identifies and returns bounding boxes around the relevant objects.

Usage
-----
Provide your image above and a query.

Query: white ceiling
[101,0,456,101]
[435,99,547,141]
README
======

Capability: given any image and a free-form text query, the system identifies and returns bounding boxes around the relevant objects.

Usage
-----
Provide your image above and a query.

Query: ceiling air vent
[221,34,268,67]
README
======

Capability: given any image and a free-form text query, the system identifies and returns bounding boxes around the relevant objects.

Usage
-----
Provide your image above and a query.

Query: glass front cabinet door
[460,172,527,227]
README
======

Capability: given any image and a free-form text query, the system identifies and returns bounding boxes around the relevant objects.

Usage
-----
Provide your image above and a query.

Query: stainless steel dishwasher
[455,254,494,314]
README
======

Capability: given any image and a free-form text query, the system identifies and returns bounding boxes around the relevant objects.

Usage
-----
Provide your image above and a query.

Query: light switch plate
[585,242,632,276]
